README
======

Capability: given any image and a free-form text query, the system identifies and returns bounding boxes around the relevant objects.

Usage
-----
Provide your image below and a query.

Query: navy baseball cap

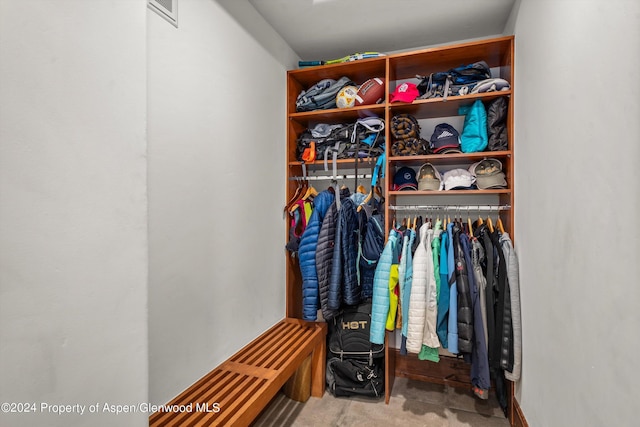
[392,166,418,191]
[430,123,461,154]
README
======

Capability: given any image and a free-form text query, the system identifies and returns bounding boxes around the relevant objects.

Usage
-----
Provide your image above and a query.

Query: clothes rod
[289,174,370,181]
[389,204,511,212]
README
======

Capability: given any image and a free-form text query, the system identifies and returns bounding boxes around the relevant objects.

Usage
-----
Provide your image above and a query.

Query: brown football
[355,77,385,106]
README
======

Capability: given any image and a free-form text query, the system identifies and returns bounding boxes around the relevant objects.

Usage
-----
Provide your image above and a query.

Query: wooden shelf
[288,158,380,168]
[389,150,511,165]
[389,189,511,196]
[288,56,386,87]
[388,36,514,82]
[289,104,385,124]
[388,91,511,119]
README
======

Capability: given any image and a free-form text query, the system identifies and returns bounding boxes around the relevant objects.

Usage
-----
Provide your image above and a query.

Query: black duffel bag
[326,357,384,398]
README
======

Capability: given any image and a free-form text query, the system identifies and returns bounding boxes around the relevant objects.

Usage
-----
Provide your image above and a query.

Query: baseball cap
[442,168,476,191]
[417,163,443,191]
[439,147,463,155]
[392,166,418,191]
[430,123,461,154]
[390,82,419,103]
[468,158,507,189]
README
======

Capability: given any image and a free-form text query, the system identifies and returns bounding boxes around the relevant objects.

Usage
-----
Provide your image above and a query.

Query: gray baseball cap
[469,158,507,189]
[417,163,443,191]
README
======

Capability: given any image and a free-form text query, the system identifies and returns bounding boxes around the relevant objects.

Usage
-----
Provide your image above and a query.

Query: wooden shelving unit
[285,35,516,420]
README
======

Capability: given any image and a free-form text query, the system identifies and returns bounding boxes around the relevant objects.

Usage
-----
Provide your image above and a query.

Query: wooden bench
[149,318,327,427]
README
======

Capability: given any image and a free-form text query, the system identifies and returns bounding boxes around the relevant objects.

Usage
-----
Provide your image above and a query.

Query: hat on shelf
[471,78,511,94]
[442,168,476,191]
[430,123,461,154]
[438,147,463,155]
[417,163,443,191]
[468,158,507,189]
[392,166,418,191]
[390,82,420,103]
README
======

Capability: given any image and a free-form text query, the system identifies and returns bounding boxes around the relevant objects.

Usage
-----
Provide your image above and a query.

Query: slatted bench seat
[149,318,327,427]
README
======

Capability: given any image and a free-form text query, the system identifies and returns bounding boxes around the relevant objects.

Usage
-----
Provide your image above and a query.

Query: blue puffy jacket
[370,230,399,345]
[298,190,334,321]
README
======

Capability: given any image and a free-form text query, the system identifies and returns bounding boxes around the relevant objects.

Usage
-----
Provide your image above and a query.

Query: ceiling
[248,0,516,61]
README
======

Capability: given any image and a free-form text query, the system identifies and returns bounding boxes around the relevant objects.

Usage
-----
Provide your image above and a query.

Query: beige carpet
[254,377,510,426]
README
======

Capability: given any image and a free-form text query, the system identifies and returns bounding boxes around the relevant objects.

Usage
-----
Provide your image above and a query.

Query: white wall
[511,0,640,425]
[147,0,298,405]
[0,1,148,427]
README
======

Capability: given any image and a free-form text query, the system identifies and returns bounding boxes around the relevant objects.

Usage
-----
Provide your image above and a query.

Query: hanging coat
[316,197,340,320]
[452,225,473,354]
[421,227,440,349]
[490,230,513,373]
[298,190,335,321]
[472,238,489,351]
[461,233,490,393]
[446,223,459,354]
[370,230,399,345]
[476,224,496,365]
[398,228,416,354]
[500,232,522,381]
[436,229,449,348]
[406,223,431,353]
[328,196,360,310]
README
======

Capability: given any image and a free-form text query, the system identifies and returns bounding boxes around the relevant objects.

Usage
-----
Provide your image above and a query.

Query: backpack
[458,99,488,153]
[328,302,384,363]
[417,61,491,99]
[485,96,508,151]
[296,76,355,112]
[359,214,385,299]
[296,119,385,162]
[326,357,384,398]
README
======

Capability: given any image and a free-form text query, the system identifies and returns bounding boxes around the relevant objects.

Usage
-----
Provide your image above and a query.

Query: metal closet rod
[289,174,371,181]
[389,204,511,212]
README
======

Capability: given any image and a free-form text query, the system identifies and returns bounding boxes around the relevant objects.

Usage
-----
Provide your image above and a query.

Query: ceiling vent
[148,0,178,28]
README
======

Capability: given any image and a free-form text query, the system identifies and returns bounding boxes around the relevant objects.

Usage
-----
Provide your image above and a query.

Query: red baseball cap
[390,82,419,103]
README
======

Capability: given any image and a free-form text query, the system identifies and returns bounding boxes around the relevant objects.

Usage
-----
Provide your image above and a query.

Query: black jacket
[490,229,514,372]
[453,225,473,354]
[317,198,339,320]
[328,196,361,310]
[485,96,508,151]
[476,224,497,367]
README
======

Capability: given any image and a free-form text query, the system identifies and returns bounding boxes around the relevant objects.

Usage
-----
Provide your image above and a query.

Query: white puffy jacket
[406,223,430,353]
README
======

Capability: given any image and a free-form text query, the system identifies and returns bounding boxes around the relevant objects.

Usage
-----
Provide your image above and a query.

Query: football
[355,77,385,106]
[336,85,359,109]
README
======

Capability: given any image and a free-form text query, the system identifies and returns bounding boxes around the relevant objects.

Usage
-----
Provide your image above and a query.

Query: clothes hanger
[467,211,474,236]
[301,183,318,200]
[357,186,374,212]
[284,179,305,215]
[497,215,506,234]
[357,183,384,213]
[357,184,367,194]
[487,214,494,233]
[290,181,316,214]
